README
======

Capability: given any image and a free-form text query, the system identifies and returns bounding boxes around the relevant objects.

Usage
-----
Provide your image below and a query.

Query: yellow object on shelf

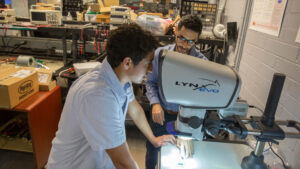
[96,14,110,23]
[103,0,119,7]
[130,11,137,21]
[98,0,111,13]
[35,3,56,10]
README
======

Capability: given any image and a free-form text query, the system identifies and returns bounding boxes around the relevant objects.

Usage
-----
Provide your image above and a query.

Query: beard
[176,45,191,54]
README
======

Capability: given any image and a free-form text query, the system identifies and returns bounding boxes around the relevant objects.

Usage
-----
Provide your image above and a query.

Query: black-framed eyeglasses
[176,36,196,45]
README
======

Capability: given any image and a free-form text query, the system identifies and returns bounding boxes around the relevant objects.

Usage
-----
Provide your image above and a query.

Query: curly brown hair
[178,14,203,35]
[106,23,159,68]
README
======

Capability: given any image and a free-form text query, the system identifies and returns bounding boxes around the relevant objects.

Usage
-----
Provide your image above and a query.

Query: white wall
[233,0,300,168]
[11,0,36,18]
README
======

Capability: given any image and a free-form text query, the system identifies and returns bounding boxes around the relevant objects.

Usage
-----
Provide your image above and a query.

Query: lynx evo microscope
[158,50,300,169]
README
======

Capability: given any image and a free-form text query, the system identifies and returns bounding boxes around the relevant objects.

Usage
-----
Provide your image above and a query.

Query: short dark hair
[106,23,159,68]
[178,14,203,35]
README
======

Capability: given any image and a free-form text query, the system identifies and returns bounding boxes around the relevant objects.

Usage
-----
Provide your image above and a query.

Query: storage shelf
[0,136,33,153]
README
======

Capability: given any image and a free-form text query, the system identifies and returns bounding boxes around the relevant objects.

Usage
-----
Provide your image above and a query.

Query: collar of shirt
[101,58,132,98]
[169,43,200,56]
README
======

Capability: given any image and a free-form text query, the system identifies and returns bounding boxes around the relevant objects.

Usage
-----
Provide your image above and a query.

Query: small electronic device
[227,22,238,46]
[30,5,62,25]
[110,6,131,25]
[0,9,16,23]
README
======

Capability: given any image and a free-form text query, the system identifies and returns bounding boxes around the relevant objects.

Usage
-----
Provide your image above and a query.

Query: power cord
[268,142,290,169]
[249,105,264,114]
[1,26,8,47]
[10,41,27,53]
[58,68,71,78]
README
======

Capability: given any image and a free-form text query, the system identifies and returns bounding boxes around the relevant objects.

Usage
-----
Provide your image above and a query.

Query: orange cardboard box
[0,66,39,109]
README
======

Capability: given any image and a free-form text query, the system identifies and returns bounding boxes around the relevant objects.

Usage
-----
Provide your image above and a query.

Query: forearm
[128,100,156,144]
[113,159,139,169]
[128,100,176,148]
[106,142,139,169]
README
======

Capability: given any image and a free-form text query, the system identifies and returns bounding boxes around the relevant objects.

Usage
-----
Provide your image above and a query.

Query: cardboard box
[0,66,39,109]
[39,80,56,91]
[21,67,56,91]
[96,14,110,23]
[35,68,56,91]
[0,64,15,74]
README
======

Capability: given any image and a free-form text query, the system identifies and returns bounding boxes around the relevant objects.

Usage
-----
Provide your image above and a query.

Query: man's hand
[152,103,164,125]
[152,135,176,148]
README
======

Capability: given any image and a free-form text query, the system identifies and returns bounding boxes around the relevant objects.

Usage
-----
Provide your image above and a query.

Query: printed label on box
[38,73,49,83]
[10,70,34,78]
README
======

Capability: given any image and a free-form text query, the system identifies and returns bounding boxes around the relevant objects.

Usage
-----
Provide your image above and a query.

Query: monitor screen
[5,0,10,5]
[31,12,46,21]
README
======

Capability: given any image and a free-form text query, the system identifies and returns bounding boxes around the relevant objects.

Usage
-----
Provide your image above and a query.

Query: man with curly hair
[47,23,175,169]
[145,14,208,169]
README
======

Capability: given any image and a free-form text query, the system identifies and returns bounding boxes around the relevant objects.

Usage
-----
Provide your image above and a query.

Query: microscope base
[241,151,268,169]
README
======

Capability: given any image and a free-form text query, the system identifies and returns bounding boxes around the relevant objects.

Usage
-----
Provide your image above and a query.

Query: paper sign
[249,0,287,37]
[296,27,300,43]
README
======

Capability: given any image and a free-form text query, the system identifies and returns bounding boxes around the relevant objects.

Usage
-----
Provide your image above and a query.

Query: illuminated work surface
[159,141,252,169]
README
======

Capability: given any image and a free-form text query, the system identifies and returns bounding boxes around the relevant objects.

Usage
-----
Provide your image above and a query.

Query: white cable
[58,68,70,77]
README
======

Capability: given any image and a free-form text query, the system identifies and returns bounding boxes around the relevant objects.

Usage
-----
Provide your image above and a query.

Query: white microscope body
[158,50,241,140]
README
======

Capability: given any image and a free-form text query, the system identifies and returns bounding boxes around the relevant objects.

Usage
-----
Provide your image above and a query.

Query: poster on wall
[249,0,287,37]
[296,27,300,43]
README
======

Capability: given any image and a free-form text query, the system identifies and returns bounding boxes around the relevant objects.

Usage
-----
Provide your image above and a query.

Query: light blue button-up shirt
[146,44,207,112]
[48,58,134,169]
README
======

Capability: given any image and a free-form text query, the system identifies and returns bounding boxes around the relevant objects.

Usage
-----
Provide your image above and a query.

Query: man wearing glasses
[145,14,207,169]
